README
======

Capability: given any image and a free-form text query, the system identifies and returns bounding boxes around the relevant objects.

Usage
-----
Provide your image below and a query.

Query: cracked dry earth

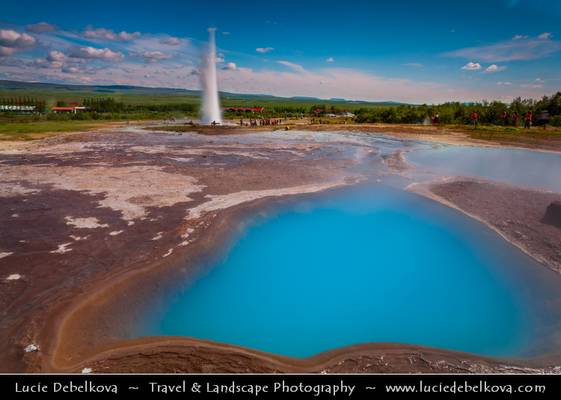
[0,126,559,373]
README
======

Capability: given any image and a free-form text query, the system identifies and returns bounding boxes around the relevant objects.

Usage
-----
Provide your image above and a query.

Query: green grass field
[0,120,115,140]
[446,124,561,150]
[450,123,561,137]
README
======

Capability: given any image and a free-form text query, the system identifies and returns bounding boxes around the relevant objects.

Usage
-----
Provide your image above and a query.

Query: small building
[51,106,87,114]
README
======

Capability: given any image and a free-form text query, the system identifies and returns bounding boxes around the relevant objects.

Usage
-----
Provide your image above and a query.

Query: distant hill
[0,80,199,96]
[0,80,408,108]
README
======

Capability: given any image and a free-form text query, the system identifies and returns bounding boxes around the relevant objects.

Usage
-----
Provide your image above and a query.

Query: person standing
[512,111,519,127]
[524,111,533,129]
[501,110,509,126]
[470,111,478,129]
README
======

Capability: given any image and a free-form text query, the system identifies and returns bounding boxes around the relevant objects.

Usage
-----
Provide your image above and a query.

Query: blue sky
[0,0,560,102]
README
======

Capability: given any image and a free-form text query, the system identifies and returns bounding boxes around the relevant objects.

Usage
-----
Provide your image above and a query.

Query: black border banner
[1,374,559,398]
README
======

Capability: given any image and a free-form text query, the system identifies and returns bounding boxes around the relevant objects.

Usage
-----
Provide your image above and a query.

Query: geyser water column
[200,28,222,124]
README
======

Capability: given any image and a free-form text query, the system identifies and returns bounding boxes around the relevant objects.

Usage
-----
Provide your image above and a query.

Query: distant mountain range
[0,80,407,106]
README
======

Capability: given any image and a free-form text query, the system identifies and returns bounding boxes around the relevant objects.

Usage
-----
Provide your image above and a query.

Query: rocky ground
[410,178,561,274]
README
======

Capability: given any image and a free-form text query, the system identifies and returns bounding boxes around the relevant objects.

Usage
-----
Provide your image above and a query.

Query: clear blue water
[140,184,561,358]
[407,146,561,193]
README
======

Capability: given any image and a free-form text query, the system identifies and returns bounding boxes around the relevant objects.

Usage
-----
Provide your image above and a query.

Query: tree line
[353,92,561,126]
[3,93,561,126]
[81,98,197,113]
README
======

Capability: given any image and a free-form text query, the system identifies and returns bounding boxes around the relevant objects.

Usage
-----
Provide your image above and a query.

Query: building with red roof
[51,106,87,113]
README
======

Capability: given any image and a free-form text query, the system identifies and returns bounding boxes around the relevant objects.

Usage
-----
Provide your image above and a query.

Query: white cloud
[0,29,36,49]
[484,64,506,73]
[445,35,561,62]
[128,36,192,57]
[68,46,124,61]
[84,27,140,41]
[538,32,552,40]
[84,28,116,41]
[256,47,274,53]
[62,66,81,74]
[277,60,305,73]
[0,29,36,57]
[512,34,528,40]
[326,57,335,63]
[223,62,237,70]
[521,78,545,88]
[38,50,67,68]
[461,62,481,70]
[159,36,181,46]
[141,51,172,62]
[47,50,66,62]
[118,31,141,41]
[26,22,56,33]
[0,47,16,57]
[497,81,512,85]
[222,31,231,36]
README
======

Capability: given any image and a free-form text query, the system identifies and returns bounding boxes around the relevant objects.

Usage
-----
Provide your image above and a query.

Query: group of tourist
[240,118,283,127]
[498,110,538,128]
[468,110,547,129]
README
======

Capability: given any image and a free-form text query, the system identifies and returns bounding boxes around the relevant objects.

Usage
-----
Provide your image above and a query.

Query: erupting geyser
[200,28,222,124]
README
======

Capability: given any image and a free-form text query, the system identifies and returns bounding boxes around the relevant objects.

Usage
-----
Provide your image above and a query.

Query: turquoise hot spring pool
[138,182,561,358]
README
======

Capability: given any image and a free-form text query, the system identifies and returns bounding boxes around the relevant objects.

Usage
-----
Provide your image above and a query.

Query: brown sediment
[1,125,561,373]
[48,340,561,374]
[408,178,561,275]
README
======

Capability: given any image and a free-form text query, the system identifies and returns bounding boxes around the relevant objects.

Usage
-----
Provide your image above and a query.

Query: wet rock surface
[543,201,561,229]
